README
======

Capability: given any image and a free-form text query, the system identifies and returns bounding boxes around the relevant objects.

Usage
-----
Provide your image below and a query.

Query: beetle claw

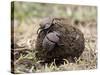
[37,28,42,34]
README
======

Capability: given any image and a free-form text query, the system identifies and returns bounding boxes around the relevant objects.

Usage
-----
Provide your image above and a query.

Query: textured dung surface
[35,18,85,64]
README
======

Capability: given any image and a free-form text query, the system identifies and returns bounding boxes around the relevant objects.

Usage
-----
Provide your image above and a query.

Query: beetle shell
[42,31,60,51]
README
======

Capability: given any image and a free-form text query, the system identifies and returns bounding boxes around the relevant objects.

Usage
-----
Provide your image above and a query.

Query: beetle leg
[37,28,41,34]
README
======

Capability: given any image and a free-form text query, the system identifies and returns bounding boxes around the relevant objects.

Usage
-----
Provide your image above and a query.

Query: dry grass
[12,18,97,74]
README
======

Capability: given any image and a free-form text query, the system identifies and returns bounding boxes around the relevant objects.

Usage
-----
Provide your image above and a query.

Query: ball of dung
[35,17,85,64]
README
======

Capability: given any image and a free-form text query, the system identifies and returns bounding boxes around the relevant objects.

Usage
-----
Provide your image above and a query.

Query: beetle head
[37,17,54,34]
